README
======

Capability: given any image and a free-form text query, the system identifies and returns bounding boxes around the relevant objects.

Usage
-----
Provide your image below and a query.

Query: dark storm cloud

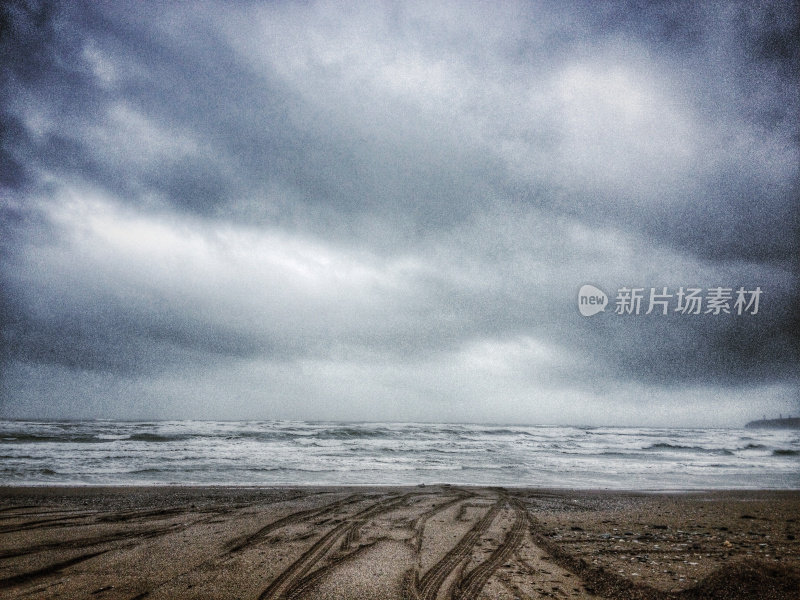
[1,0,797,422]
[1,0,503,229]
[2,0,291,210]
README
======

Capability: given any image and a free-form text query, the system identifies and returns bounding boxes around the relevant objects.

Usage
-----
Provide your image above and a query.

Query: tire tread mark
[2,506,253,561]
[227,494,364,553]
[285,541,378,599]
[410,493,472,553]
[0,525,177,560]
[401,494,479,600]
[286,491,429,597]
[337,492,420,552]
[511,495,670,600]
[258,493,419,600]
[402,568,421,600]
[108,498,360,600]
[0,550,107,589]
[0,505,37,515]
[415,499,502,600]
[451,500,527,599]
[258,520,351,600]
[114,494,370,600]
[0,513,99,534]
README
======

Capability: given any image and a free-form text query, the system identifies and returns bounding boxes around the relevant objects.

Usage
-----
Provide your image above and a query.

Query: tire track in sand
[226,493,365,553]
[409,492,473,553]
[0,550,108,590]
[450,499,527,599]
[123,494,369,600]
[258,492,419,600]
[407,498,503,600]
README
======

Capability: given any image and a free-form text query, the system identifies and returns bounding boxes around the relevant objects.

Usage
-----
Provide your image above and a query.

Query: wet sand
[0,486,798,599]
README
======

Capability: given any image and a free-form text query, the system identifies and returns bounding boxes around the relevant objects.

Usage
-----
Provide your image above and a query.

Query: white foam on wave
[0,420,798,489]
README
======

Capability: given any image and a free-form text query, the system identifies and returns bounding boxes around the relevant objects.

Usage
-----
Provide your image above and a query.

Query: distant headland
[745,417,800,429]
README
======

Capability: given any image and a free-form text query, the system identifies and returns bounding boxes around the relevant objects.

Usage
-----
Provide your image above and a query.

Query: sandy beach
[0,486,798,599]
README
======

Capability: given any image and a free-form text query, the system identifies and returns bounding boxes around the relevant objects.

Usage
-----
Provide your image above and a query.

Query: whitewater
[1,420,798,489]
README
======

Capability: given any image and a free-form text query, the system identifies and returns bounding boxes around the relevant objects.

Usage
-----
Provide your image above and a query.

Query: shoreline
[3,482,800,492]
[2,486,798,599]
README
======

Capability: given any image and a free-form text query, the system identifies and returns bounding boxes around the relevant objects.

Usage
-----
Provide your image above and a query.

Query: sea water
[1,420,798,489]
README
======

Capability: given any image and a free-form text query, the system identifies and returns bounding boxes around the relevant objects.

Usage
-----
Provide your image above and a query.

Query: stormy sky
[1,0,798,425]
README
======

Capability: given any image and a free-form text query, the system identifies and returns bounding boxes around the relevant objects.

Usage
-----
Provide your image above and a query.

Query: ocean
[1,420,798,489]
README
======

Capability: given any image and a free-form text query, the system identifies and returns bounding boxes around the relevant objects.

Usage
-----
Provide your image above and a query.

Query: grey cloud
[5,1,796,260]
[1,0,797,421]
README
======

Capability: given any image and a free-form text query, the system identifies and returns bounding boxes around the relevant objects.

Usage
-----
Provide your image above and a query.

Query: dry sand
[0,486,798,599]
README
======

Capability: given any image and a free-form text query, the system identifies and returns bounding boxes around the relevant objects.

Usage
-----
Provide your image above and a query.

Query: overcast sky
[1,0,798,425]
